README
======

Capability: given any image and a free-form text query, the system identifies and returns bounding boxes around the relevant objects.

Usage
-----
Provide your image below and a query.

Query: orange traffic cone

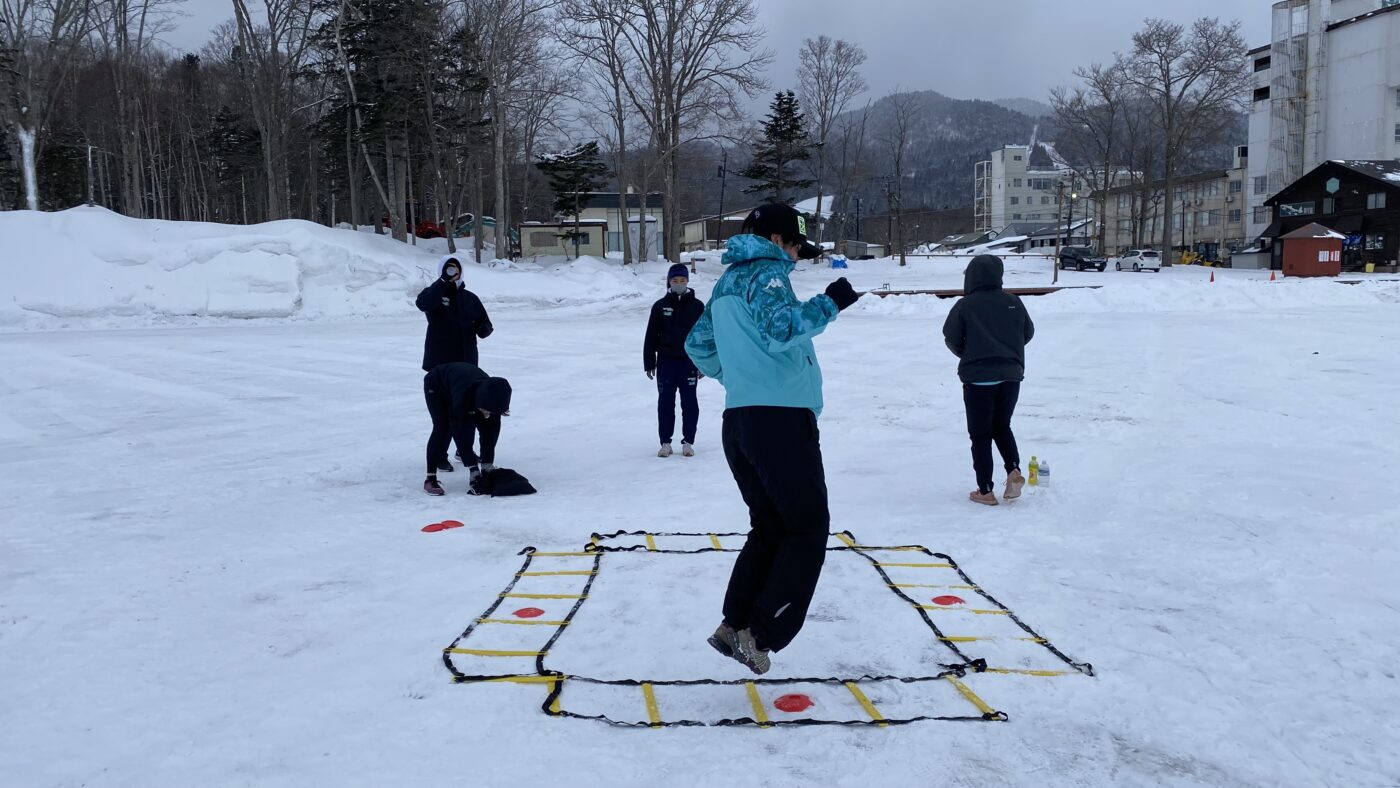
[1209,270,1215,283]
[1270,270,1277,282]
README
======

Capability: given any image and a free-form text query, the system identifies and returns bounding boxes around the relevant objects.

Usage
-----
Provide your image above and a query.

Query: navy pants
[656,357,699,445]
[963,382,1021,493]
[721,406,830,652]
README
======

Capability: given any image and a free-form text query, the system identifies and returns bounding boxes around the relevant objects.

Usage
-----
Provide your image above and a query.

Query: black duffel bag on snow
[468,468,537,497]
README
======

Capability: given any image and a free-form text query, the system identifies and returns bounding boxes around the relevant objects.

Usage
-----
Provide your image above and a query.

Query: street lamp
[1068,190,1078,247]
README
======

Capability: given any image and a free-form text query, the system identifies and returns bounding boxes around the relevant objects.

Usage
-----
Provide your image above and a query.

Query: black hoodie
[424,362,513,421]
[942,255,1035,383]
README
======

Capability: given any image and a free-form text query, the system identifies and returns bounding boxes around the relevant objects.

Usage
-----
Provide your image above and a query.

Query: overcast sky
[162,0,1271,107]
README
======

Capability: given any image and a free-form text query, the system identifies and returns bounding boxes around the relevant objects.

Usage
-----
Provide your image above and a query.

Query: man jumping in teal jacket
[685,203,862,675]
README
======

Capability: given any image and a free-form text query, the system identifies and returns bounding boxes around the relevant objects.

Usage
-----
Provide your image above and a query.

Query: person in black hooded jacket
[644,263,706,457]
[422,362,512,496]
[416,255,493,372]
[942,254,1035,506]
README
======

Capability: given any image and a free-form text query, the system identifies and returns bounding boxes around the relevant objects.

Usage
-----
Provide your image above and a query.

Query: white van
[1113,250,1162,272]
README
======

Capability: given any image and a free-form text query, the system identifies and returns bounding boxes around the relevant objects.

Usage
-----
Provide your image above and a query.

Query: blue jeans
[656,357,699,444]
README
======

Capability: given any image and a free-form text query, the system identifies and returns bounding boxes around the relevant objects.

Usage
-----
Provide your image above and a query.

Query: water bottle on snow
[1039,458,1050,487]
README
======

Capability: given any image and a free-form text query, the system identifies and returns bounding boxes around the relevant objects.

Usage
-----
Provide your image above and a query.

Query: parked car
[1058,246,1107,272]
[1113,249,1162,272]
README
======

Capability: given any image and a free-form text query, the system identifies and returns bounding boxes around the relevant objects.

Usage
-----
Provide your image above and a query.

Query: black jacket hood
[476,377,512,415]
[964,255,1004,293]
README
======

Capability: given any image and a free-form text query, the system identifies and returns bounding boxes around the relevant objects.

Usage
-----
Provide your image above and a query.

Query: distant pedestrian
[942,254,1034,506]
[421,362,512,496]
[416,255,493,471]
[645,263,705,457]
[686,203,861,675]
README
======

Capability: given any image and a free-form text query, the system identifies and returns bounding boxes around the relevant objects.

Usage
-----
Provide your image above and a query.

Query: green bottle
[1028,456,1039,486]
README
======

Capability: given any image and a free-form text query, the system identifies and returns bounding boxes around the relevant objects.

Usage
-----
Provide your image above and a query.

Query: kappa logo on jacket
[766,277,785,290]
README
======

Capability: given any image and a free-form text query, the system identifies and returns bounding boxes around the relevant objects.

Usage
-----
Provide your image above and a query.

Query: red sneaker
[423,477,445,496]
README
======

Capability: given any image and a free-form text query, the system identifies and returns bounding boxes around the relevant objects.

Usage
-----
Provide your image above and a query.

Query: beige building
[1101,149,1251,260]
[518,220,609,258]
[574,192,666,253]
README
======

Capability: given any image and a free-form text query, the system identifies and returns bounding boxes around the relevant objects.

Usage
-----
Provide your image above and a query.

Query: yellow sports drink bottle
[1028,456,1039,486]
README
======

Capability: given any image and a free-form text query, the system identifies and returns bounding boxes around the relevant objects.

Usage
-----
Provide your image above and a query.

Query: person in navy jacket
[644,263,705,457]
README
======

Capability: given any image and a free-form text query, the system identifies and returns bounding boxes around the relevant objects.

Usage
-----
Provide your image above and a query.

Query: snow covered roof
[1282,222,1346,240]
[1329,160,1400,186]
[791,195,838,219]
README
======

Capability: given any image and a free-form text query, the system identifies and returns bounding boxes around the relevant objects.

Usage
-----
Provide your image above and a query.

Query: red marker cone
[1270,270,1277,282]
[1209,270,1215,283]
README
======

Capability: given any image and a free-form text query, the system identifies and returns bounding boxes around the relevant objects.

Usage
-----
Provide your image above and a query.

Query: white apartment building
[1246,0,1400,242]
[974,146,1068,232]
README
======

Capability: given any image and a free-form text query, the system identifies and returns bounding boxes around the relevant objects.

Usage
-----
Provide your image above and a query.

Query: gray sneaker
[707,623,737,658]
[731,628,771,675]
[657,443,673,458]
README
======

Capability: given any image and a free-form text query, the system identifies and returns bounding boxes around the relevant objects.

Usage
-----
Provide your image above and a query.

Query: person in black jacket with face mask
[416,255,494,372]
[644,264,706,457]
[422,362,512,496]
[942,254,1035,506]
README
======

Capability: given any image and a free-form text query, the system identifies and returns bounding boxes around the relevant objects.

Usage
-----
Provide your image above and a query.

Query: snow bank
[0,208,691,329]
[4,208,1399,330]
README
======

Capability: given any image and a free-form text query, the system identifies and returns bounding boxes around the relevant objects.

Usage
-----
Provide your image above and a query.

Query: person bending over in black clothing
[422,362,512,496]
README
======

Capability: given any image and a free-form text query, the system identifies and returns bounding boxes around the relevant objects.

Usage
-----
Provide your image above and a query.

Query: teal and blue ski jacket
[684,234,840,417]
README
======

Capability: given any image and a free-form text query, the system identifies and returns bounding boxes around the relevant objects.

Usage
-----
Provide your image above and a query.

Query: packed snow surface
[2,209,1399,785]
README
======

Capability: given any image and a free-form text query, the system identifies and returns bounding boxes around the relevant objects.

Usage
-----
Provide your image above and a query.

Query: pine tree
[536,141,610,258]
[739,91,816,205]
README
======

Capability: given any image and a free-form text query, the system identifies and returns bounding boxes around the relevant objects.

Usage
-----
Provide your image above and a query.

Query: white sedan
[1113,250,1162,272]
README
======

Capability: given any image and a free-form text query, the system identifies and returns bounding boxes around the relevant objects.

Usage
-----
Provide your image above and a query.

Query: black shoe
[436,459,454,472]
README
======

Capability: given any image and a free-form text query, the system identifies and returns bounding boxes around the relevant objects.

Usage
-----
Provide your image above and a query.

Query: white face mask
[445,267,460,282]
[669,281,688,295]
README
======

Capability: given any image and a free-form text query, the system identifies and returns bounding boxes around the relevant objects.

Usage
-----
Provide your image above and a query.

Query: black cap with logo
[741,203,823,259]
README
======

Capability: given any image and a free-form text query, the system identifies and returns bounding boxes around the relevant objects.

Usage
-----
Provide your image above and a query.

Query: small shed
[518,220,609,258]
[1280,222,1343,278]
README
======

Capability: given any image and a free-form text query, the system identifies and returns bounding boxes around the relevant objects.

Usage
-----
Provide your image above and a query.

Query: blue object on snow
[830,255,848,269]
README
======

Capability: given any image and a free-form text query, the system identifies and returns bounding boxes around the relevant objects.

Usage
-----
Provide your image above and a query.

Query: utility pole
[1054,179,1065,284]
[716,149,728,248]
[854,196,862,241]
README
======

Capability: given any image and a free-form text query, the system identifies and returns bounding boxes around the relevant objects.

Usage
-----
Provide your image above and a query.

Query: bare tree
[1051,61,1127,254]
[1122,17,1248,266]
[883,90,917,266]
[511,61,569,223]
[0,0,96,210]
[830,99,870,242]
[560,0,635,263]
[93,0,180,218]
[614,0,770,263]
[230,0,317,221]
[796,34,865,243]
[465,0,555,259]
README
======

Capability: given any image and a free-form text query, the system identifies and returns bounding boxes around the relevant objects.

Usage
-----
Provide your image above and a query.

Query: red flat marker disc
[514,607,545,619]
[932,595,966,606]
[421,523,447,533]
[439,520,465,529]
[774,694,814,713]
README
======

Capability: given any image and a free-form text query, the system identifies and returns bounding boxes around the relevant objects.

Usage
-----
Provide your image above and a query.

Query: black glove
[824,277,860,311]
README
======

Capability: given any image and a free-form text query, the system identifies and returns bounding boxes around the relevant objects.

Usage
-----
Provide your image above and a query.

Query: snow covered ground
[2,211,1400,786]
